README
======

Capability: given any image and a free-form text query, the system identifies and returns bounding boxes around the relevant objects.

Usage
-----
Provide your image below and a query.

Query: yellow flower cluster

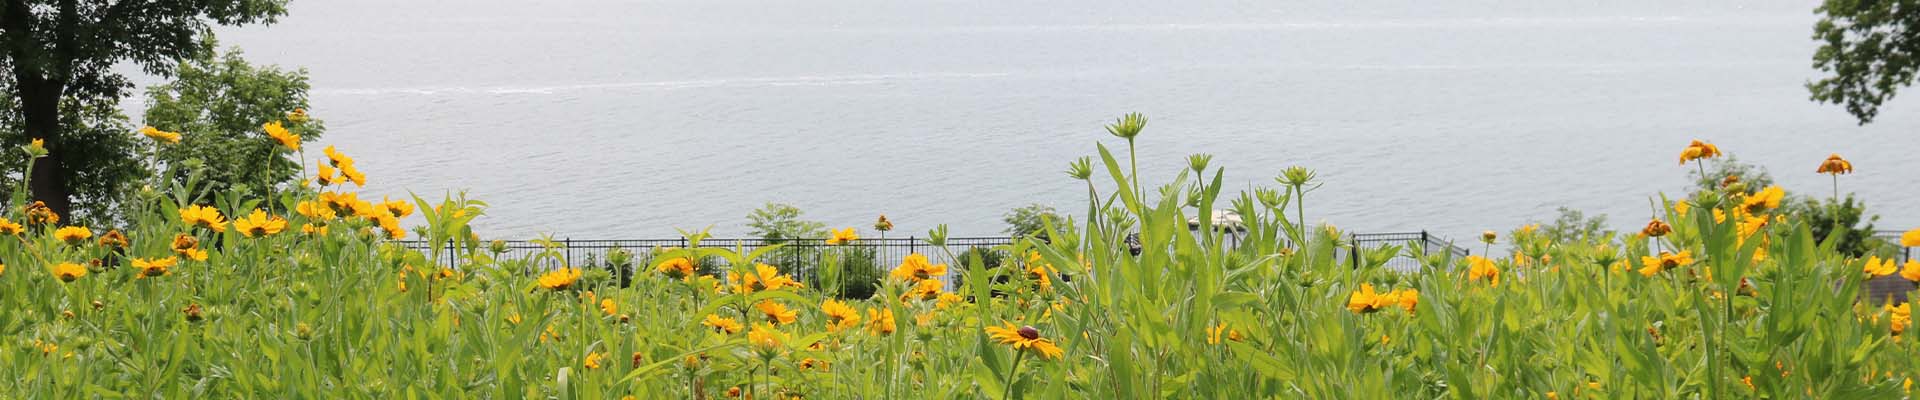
[1346,283,1418,314]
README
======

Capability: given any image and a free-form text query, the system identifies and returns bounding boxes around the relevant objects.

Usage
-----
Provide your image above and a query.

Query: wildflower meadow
[2,115,1918,399]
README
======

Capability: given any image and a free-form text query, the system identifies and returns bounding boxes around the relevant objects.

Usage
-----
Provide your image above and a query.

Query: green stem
[1003,350,1028,400]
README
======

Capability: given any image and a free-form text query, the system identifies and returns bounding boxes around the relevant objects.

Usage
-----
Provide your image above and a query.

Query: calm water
[186,0,1919,242]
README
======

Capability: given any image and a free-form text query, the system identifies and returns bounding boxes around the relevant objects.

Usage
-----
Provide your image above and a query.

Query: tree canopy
[1809,0,1920,124]
[0,0,287,217]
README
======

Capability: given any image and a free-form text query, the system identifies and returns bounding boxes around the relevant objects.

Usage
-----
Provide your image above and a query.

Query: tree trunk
[2,0,74,218]
[22,77,70,218]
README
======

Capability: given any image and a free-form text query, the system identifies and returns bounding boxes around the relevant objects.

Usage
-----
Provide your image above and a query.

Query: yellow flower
[873,214,893,232]
[314,161,340,186]
[0,218,21,235]
[295,200,336,220]
[0,263,6,275]
[1902,228,1920,247]
[656,257,696,280]
[1395,288,1419,313]
[1863,256,1899,278]
[731,263,799,294]
[903,278,945,301]
[52,262,87,282]
[263,121,300,150]
[867,307,896,335]
[1206,323,1244,344]
[1466,256,1500,286]
[139,126,182,144]
[1641,219,1671,237]
[757,300,797,325]
[1816,153,1853,175]
[1678,139,1722,164]
[300,223,328,236]
[826,227,859,245]
[799,357,830,371]
[322,145,353,166]
[1347,283,1384,314]
[747,322,787,354]
[287,108,310,123]
[935,292,964,310]
[1740,186,1785,214]
[599,299,618,316]
[53,226,91,245]
[27,138,45,153]
[1673,200,1692,216]
[374,213,406,240]
[339,164,367,187]
[821,299,862,333]
[132,257,178,278]
[703,314,744,334]
[583,352,606,370]
[1902,260,1920,283]
[1639,251,1693,277]
[234,209,288,238]
[890,253,949,282]
[984,322,1064,360]
[180,248,208,262]
[180,205,228,232]
[380,197,414,218]
[536,268,582,290]
[1888,302,1910,336]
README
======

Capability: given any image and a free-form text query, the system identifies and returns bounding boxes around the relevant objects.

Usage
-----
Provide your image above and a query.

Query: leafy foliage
[1810,0,1920,124]
[0,94,146,226]
[745,202,825,243]
[144,44,323,202]
[1537,206,1611,243]
[1001,203,1060,239]
[1790,194,1887,257]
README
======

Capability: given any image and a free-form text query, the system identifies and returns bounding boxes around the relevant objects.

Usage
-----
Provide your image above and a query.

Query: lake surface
[192,0,1919,242]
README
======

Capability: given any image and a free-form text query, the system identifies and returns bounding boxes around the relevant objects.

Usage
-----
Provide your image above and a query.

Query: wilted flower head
[1678,140,1722,165]
[1816,153,1854,175]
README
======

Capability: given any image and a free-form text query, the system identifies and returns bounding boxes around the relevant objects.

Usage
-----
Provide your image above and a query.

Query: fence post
[1349,234,1360,269]
[909,236,917,255]
[1420,230,1429,258]
[564,237,572,267]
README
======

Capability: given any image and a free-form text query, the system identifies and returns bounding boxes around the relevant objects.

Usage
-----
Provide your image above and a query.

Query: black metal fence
[399,231,1470,278]
[1876,230,1913,262]
[1348,231,1473,273]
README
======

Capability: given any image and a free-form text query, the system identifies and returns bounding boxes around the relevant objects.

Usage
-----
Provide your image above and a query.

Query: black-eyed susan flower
[139,126,182,144]
[732,263,799,294]
[132,257,178,278]
[263,121,299,151]
[1466,256,1499,286]
[1903,228,1920,248]
[1901,260,1920,283]
[757,300,797,325]
[1817,153,1854,175]
[53,226,91,246]
[821,299,861,333]
[1887,302,1910,336]
[903,278,944,301]
[23,201,56,226]
[1638,251,1693,277]
[1347,284,1416,314]
[179,205,227,232]
[799,357,829,371]
[341,164,367,187]
[889,253,948,283]
[536,267,582,291]
[703,314,743,334]
[52,262,87,282]
[867,307,896,335]
[1678,140,1723,165]
[1641,219,1671,237]
[1863,256,1899,278]
[935,292,964,310]
[234,209,288,238]
[984,322,1064,360]
[315,161,341,186]
[826,227,859,245]
[873,215,893,232]
[656,257,695,280]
